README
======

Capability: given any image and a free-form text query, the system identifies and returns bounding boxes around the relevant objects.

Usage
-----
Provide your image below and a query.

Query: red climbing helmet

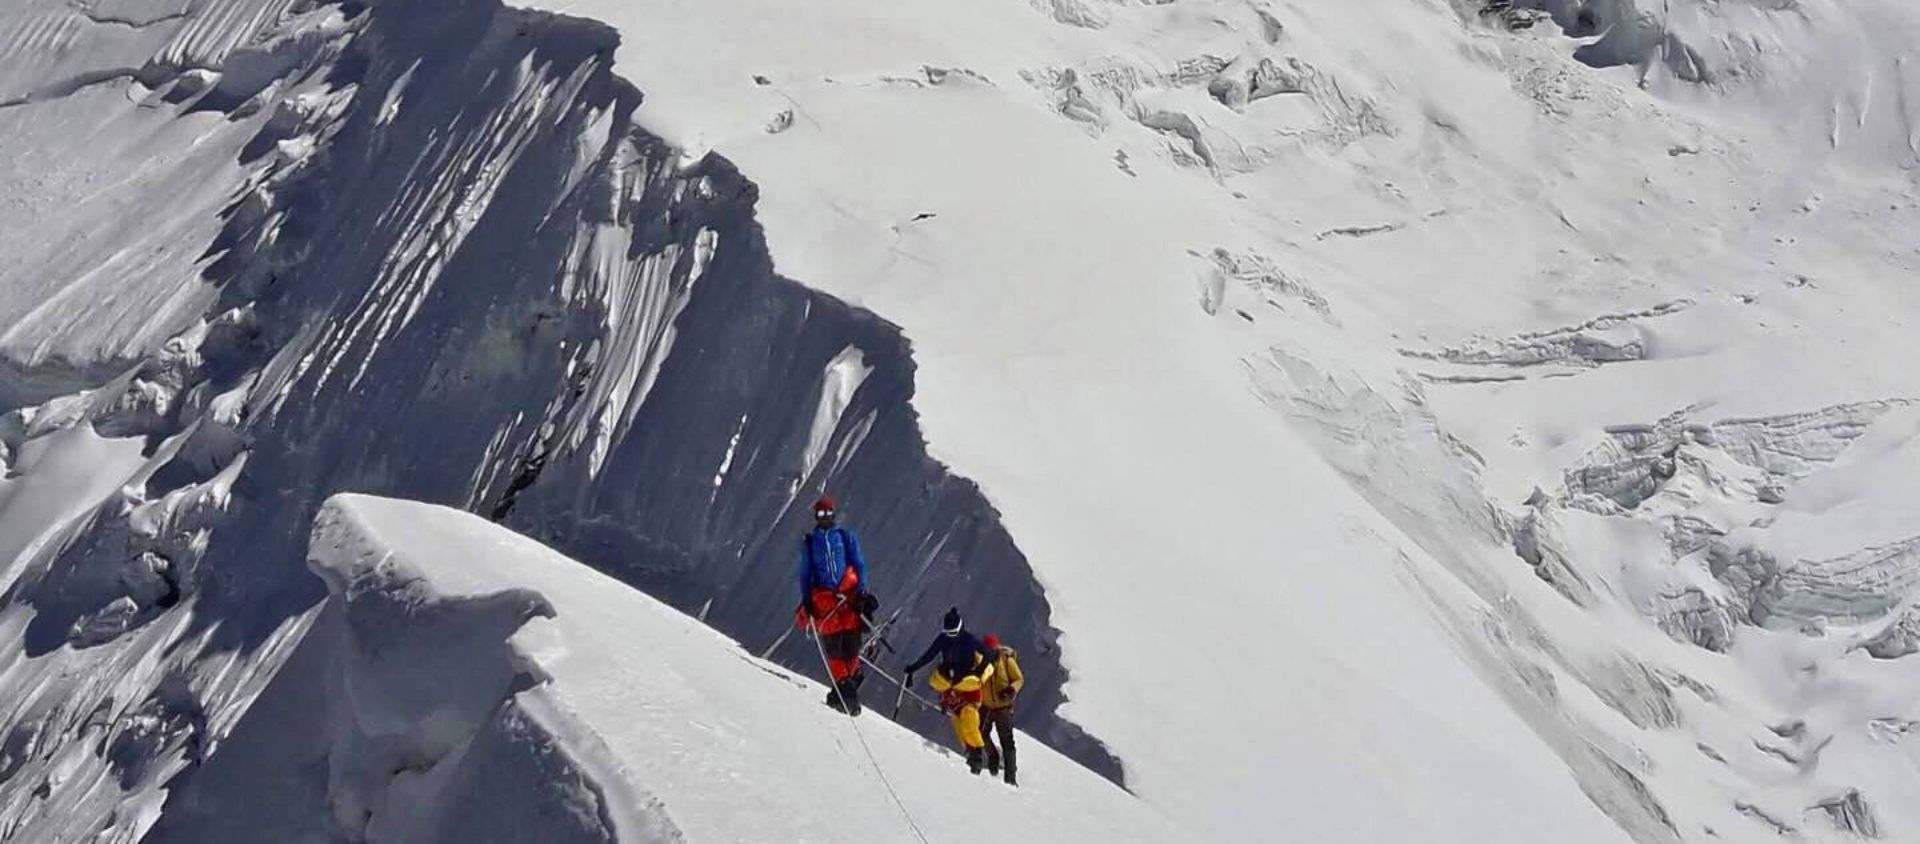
[984,634,1000,650]
[812,497,836,519]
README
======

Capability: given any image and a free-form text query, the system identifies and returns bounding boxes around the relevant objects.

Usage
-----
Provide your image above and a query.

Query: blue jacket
[798,526,867,603]
[905,631,992,679]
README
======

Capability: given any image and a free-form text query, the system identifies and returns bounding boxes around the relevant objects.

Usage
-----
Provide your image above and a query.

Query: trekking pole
[860,657,939,715]
[758,624,796,660]
[860,606,905,663]
[863,606,903,646]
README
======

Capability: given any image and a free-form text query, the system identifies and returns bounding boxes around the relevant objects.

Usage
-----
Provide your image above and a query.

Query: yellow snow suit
[982,647,1023,710]
[929,663,994,750]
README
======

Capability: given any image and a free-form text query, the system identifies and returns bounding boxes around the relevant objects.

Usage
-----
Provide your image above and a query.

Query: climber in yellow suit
[902,607,996,774]
[979,633,1023,785]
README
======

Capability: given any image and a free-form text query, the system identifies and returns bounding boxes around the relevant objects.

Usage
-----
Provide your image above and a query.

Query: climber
[979,633,1024,785]
[902,607,996,773]
[796,496,876,715]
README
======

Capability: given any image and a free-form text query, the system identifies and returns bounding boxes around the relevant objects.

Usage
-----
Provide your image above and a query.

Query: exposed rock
[1479,2,1552,31]
[69,597,142,648]
[1811,790,1880,838]
[0,0,1130,831]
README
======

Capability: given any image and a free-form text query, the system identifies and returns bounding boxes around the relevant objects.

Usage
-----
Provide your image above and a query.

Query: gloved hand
[857,591,880,615]
[999,689,1016,702]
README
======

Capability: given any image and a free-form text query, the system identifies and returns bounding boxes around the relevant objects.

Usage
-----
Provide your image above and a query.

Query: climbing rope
[857,658,942,714]
[809,620,935,844]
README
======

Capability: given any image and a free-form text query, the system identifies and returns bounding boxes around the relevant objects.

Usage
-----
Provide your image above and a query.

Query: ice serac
[151,493,1176,843]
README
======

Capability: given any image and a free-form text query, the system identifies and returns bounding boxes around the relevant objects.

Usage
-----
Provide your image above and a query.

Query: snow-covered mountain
[1,0,1917,841]
[149,492,1173,842]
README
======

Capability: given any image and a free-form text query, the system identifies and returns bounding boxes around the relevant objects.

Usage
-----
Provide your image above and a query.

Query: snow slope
[0,0,1917,841]
[0,2,1126,837]
[510,0,1920,841]
[152,493,1177,843]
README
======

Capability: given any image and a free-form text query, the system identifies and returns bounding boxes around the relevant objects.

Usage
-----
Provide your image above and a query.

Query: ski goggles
[814,509,835,519]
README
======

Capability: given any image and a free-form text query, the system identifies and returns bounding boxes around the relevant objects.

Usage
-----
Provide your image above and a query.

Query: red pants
[806,588,864,681]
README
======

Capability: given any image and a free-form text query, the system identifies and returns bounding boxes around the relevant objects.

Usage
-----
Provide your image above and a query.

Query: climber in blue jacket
[795,497,876,714]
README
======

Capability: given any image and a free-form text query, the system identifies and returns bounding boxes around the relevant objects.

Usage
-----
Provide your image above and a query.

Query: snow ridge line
[303,494,686,842]
[0,1,1125,835]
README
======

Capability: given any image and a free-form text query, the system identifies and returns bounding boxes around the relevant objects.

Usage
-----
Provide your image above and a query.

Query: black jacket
[905,630,992,679]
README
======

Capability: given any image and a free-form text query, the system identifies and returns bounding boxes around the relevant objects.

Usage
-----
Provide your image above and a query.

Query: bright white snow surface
[0,0,1917,840]
[305,493,1178,843]
[512,0,1920,841]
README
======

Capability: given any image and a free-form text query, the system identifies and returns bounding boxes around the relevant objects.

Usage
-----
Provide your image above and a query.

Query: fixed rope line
[809,620,934,844]
[858,658,941,713]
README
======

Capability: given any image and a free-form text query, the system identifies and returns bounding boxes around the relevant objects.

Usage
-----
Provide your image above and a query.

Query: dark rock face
[0,0,1120,833]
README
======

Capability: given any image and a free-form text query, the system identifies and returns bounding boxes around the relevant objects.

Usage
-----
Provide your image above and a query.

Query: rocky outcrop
[0,0,1120,837]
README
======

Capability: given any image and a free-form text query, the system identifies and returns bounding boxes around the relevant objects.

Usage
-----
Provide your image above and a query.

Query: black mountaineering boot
[825,678,861,715]
[986,750,1001,776]
[967,748,985,775]
[1003,766,1017,787]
